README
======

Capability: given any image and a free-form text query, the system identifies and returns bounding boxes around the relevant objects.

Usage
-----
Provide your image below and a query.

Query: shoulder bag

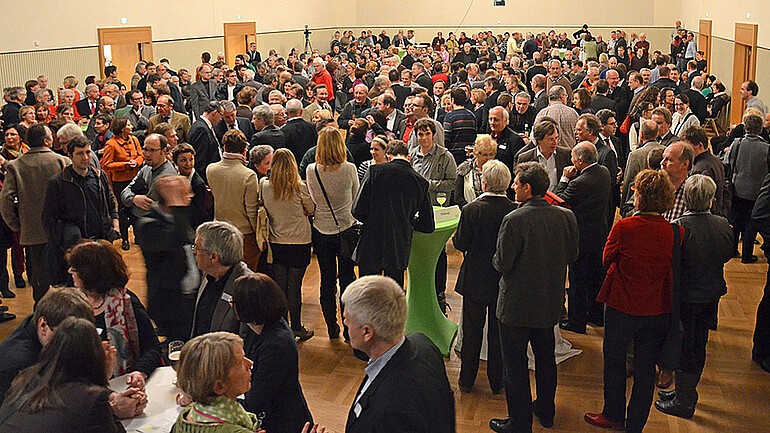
[313,165,361,261]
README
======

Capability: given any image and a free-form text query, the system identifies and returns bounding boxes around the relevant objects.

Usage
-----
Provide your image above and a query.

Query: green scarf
[189,396,260,430]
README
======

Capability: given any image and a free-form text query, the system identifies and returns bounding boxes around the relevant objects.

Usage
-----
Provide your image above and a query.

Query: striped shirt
[443,108,477,160]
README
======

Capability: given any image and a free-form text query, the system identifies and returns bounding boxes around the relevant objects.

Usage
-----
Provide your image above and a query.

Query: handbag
[619,113,633,135]
[313,165,361,260]
[256,178,272,263]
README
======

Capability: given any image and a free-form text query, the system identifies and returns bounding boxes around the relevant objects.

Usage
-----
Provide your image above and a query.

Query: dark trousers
[358,263,405,288]
[460,297,502,391]
[112,180,133,243]
[680,301,717,377]
[567,252,606,327]
[10,232,24,278]
[602,307,670,433]
[153,297,194,342]
[0,247,9,291]
[753,261,770,360]
[436,247,447,296]
[499,323,556,432]
[273,263,308,330]
[25,243,49,302]
[312,228,356,329]
[729,196,757,259]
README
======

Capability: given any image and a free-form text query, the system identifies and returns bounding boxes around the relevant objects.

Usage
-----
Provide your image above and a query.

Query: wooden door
[97,26,153,88]
[731,23,758,125]
[224,22,256,67]
[698,19,712,72]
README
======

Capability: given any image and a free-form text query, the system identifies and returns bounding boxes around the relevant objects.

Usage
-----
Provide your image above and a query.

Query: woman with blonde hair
[455,134,498,208]
[306,127,360,340]
[260,149,315,341]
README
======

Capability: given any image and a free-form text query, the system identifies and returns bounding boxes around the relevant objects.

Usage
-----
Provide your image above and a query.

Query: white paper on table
[109,366,184,433]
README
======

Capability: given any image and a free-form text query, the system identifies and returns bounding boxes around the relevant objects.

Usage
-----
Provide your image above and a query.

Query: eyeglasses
[143,147,161,153]
[191,244,208,254]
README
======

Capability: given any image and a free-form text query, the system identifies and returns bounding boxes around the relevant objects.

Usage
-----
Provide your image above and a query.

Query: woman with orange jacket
[100,117,143,250]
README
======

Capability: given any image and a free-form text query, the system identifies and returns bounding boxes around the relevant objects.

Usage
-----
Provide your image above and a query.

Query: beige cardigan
[206,156,259,235]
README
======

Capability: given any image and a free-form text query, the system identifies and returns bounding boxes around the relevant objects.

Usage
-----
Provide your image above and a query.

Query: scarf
[189,396,261,430]
[103,287,141,376]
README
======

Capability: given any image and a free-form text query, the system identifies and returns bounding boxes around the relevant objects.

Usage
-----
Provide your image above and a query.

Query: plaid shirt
[533,102,578,148]
[664,180,687,222]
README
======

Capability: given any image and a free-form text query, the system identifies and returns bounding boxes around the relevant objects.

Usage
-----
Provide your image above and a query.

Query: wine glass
[168,340,184,371]
[436,192,447,206]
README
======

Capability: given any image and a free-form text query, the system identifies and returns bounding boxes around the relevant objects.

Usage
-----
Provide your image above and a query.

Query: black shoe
[587,319,604,327]
[0,306,8,312]
[489,418,514,433]
[292,326,314,342]
[559,320,586,334]
[533,400,554,428]
[327,323,340,339]
[742,255,759,264]
[13,275,25,289]
[753,354,770,373]
[491,386,503,395]
[658,389,676,401]
[0,288,15,298]
[654,398,695,418]
[0,312,15,323]
[458,382,473,393]
[121,240,130,251]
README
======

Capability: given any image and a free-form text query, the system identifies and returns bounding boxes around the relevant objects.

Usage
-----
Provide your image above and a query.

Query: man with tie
[148,95,191,144]
[342,275,455,433]
[75,84,101,119]
[246,42,262,66]
[213,100,253,143]
[188,101,223,182]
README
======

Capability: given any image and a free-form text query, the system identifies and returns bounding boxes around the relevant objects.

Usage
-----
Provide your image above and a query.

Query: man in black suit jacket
[651,66,679,93]
[685,77,708,123]
[246,42,262,66]
[352,141,434,287]
[489,107,526,175]
[249,105,285,149]
[556,142,613,334]
[412,63,434,96]
[525,54,548,92]
[282,100,318,168]
[341,275,455,433]
[607,69,632,123]
[481,77,503,133]
[188,102,222,182]
[590,79,618,114]
[389,69,412,111]
[577,113,620,210]
[213,101,254,143]
[453,160,517,393]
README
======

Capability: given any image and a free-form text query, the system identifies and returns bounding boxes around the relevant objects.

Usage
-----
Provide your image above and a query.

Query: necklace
[92,296,105,310]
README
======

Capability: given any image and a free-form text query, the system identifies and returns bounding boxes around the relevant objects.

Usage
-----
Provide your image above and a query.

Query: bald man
[338,83,372,130]
[282,99,318,167]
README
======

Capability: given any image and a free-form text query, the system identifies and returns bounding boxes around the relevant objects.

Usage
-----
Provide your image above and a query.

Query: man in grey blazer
[187,64,219,121]
[515,119,573,191]
[190,221,253,337]
[490,162,579,433]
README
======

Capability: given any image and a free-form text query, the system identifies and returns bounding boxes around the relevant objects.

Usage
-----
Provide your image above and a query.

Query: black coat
[493,127,526,174]
[345,333,455,433]
[346,135,370,166]
[242,319,312,433]
[590,93,618,114]
[74,98,95,118]
[391,84,412,111]
[188,118,221,182]
[281,118,318,167]
[453,195,518,304]
[250,125,286,149]
[352,159,435,270]
[555,163,613,255]
[674,212,733,304]
[0,314,41,405]
[685,89,708,123]
[414,73,434,95]
[610,84,633,122]
[214,117,254,144]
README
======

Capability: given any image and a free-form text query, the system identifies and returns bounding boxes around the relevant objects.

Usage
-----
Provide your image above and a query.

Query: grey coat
[494,197,579,328]
[191,261,253,337]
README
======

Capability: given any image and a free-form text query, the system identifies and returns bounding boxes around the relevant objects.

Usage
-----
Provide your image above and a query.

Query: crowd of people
[0,19,767,432]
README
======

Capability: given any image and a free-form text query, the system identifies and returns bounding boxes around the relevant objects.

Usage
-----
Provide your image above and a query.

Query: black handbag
[313,166,361,260]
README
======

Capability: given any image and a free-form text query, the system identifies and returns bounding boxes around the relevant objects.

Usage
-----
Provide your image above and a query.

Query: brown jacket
[0,147,70,245]
[148,111,191,143]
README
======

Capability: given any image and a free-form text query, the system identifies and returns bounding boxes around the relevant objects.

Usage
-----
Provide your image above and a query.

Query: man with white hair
[533,85,579,149]
[545,59,573,102]
[685,76,708,123]
[311,58,335,104]
[338,84,372,130]
[75,83,101,119]
[489,106,526,173]
[342,275,455,432]
[282,99,317,167]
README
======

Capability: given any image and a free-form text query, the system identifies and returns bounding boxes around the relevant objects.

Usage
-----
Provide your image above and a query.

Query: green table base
[405,210,459,357]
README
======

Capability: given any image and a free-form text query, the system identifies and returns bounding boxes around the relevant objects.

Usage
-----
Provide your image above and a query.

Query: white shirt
[536,147,559,190]
[386,110,397,132]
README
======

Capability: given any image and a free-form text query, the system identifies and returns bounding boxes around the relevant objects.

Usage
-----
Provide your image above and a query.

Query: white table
[109,366,183,433]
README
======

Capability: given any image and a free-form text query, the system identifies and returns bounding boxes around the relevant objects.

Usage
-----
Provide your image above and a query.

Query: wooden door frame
[731,23,758,125]
[224,22,257,67]
[97,26,153,80]
[698,19,712,72]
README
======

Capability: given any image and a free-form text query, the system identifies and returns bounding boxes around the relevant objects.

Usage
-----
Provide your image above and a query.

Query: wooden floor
[1,238,769,432]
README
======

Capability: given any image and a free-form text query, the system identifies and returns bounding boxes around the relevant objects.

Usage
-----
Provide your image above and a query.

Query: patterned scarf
[103,287,141,376]
[189,396,261,430]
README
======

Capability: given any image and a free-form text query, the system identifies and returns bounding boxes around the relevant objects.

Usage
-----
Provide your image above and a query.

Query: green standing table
[405,207,460,357]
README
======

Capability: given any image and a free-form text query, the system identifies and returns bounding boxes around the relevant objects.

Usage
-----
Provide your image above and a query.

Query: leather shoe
[489,418,514,433]
[656,369,674,388]
[0,312,15,323]
[292,326,314,342]
[584,412,624,430]
[13,275,25,289]
[121,240,131,251]
[742,255,759,264]
[533,400,553,428]
[559,320,586,334]
[0,287,15,298]
[753,354,770,373]
[654,398,695,418]
[658,389,676,401]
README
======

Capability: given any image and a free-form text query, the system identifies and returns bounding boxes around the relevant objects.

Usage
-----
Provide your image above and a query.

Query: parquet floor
[1,237,769,432]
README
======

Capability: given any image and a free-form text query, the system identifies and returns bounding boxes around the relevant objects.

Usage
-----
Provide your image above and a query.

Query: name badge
[354,402,363,417]
[221,292,232,303]
[498,144,507,150]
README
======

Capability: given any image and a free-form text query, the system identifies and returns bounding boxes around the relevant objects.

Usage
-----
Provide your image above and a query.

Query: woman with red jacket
[585,169,683,433]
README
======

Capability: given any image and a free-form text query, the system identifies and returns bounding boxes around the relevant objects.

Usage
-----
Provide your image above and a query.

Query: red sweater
[312,69,335,101]
[597,214,683,316]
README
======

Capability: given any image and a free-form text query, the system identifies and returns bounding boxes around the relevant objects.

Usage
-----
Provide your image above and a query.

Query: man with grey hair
[75,83,100,119]
[685,76,708,123]
[249,145,273,178]
[662,141,695,222]
[131,61,147,90]
[342,275,455,432]
[534,85,579,149]
[191,221,253,337]
[623,119,663,203]
[57,122,99,170]
[453,159,516,393]
[531,74,548,112]
[655,174,732,418]
[269,103,286,128]
[338,83,372,130]
[511,91,537,135]
[556,141,613,334]
[250,105,284,149]
[213,100,254,143]
[282,99,317,167]
[546,59,573,102]
[489,106,525,173]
